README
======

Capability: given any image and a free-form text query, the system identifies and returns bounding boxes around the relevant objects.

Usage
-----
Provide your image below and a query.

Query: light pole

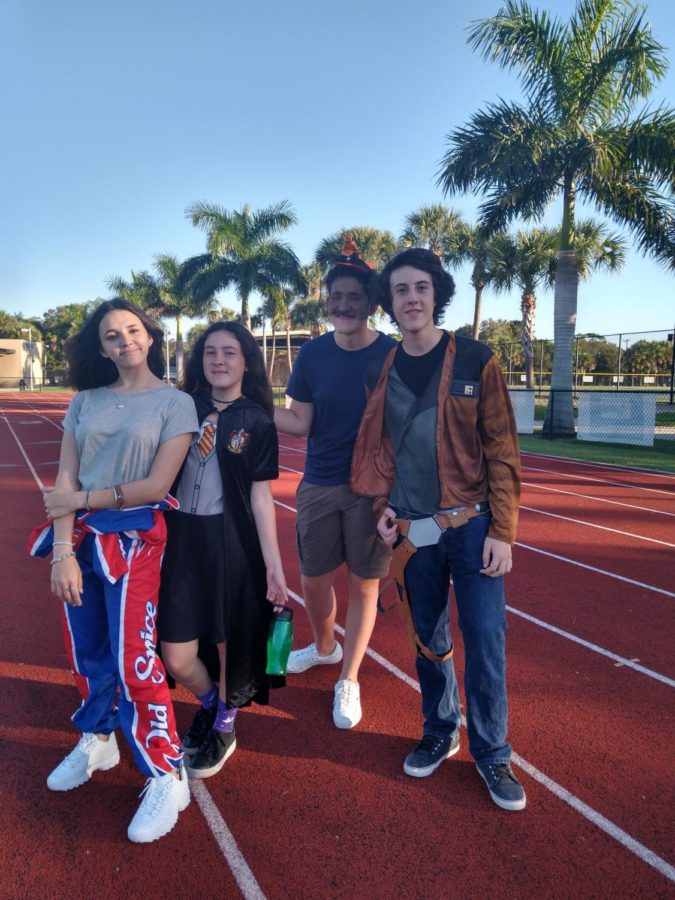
[20,327,34,390]
[164,331,175,383]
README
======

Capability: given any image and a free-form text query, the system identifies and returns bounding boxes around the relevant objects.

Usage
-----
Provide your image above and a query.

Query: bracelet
[85,489,92,511]
[50,552,76,566]
[112,484,125,510]
[52,541,73,547]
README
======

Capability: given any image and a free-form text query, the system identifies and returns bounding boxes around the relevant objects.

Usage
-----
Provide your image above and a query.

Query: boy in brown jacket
[351,248,525,811]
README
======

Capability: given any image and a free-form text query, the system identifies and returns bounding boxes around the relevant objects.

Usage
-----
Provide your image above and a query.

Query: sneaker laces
[137,773,174,814]
[419,734,446,753]
[61,733,98,767]
[336,680,357,708]
[484,763,517,786]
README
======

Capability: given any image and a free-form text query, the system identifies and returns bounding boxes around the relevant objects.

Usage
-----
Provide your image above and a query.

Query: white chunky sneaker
[47,732,120,791]
[333,679,362,729]
[286,641,343,675]
[127,766,191,843]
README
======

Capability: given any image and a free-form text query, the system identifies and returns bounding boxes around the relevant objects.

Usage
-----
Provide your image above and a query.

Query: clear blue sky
[2,0,673,339]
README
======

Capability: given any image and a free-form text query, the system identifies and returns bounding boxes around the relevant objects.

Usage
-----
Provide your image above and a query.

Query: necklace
[110,384,126,409]
[210,393,243,409]
[108,379,158,409]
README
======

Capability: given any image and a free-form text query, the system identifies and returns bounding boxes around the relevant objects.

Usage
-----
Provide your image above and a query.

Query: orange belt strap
[385,506,487,664]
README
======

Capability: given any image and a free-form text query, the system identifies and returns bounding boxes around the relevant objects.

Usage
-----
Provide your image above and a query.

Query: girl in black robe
[158,322,287,779]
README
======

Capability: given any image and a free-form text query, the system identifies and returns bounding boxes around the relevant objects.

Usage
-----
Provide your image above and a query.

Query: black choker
[211,394,242,408]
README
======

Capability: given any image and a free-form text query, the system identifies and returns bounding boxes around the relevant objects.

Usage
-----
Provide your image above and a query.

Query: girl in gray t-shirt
[39,299,197,845]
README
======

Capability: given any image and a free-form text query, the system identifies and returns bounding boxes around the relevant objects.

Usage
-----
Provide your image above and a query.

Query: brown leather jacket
[350,331,521,545]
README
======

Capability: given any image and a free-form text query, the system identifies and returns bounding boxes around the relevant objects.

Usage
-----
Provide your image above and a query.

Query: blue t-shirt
[286,331,397,485]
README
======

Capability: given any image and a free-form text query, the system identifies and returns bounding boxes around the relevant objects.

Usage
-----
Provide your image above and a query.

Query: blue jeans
[402,512,511,765]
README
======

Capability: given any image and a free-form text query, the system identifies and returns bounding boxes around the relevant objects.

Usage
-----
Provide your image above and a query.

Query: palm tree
[260,285,294,380]
[490,222,626,389]
[314,227,398,272]
[108,254,217,381]
[184,200,304,329]
[291,299,327,337]
[437,0,674,435]
[401,204,465,256]
[488,227,559,388]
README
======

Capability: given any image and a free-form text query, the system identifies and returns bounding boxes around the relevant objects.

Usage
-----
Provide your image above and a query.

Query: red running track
[1,392,673,899]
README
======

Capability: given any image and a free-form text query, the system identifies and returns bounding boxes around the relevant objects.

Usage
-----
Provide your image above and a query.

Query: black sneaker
[181,706,217,756]
[403,732,460,778]
[187,730,236,779]
[476,763,526,811]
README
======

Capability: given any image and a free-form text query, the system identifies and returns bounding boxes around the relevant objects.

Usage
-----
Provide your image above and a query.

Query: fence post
[539,340,544,397]
[616,333,622,391]
[669,324,675,406]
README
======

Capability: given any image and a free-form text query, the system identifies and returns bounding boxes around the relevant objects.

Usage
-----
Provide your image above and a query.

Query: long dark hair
[182,322,273,417]
[66,298,165,390]
[377,248,456,327]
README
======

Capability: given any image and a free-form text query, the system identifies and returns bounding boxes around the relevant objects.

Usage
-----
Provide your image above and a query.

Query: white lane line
[280,464,304,476]
[516,543,675,599]
[8,415,268,896]
[278,443,306,455]
[26,440,63,445]
[506,606,675,687]
[521,452,675,481]
[190,782,266,900]
[522,481,675,518]
[511,755,675,883]
[287,587,675,884]
[2,415,46,489]
[522,464,675,498]
[520,505,675,548]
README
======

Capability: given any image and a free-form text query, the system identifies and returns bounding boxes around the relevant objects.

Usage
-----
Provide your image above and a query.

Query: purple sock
[213,698,237,733]
[196,684,218,710]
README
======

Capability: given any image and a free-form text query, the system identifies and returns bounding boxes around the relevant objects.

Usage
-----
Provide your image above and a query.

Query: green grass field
[519,434,675,472]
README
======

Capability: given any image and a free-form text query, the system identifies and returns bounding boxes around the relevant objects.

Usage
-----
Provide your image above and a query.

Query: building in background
[0,338,44,388]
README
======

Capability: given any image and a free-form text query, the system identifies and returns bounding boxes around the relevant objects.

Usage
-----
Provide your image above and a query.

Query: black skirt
[158,511,228,643]
[157,510,283,707]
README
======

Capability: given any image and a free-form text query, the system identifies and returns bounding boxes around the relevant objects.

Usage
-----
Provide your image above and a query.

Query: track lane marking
[190,782,266,900]
[522,464,675,497]
[520,505,675,548]
[520,451,675,481]
[522,480,675,518]
[287,587,675,884]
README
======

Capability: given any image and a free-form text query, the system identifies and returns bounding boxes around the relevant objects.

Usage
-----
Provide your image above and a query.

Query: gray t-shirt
[63,385,199,490]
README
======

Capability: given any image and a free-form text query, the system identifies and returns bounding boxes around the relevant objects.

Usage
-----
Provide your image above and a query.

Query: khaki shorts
[295,481,391,579]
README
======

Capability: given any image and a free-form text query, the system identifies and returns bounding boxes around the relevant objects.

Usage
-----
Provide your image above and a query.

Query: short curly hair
[377,248,455,327]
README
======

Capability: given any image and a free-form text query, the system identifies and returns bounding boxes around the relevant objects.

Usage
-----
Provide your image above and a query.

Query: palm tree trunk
[269,326,276,380]
[241,291,251,330]
[543,250,578,436]
[471,270,485,340]
[175,316,184,383]
[262,315,267,374]
[520,292,536,390]
[286,319,293,378]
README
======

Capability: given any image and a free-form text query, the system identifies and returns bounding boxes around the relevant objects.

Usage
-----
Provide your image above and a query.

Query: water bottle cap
[275,606,293,621]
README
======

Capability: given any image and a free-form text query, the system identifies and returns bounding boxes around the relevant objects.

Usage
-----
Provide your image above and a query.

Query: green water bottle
[266,607,294,675]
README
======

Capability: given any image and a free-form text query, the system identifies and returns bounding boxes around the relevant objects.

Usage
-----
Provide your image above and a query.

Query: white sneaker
[286,641,343,674]
[333,679,362,729]
[127,766,191,843]
[47,732,120,791]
